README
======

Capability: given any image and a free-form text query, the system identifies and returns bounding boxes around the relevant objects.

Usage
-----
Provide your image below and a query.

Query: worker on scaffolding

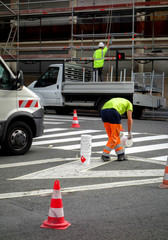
[93,35,110,82]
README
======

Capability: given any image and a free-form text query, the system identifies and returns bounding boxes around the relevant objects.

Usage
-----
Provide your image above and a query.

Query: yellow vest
[93,47,108,68]
[102,98,133,115]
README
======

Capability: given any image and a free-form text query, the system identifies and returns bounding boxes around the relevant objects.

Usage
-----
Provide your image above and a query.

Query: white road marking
[44,118,73,122]
[0,156,165,169]
[36,130,104,140]
[96,142,168,155]
[9,158,165,180]
[34,127,168,161]
[0,158,75,169]
[124,143,168,154]
[52,141,168,151]
[33,135,106,146]
[41,133,167,150]
[1,157,165,199]
[132,135,168,142]
[44,122,65,125]
[44,114,100,121]
[0,177,162,199]
[35,131,141,141]
[2,114,168,199]
[44,128,69,133]
[128,156,166,165]
[33,129,102,145]
[44,114,73,119]
[150,156,168,161]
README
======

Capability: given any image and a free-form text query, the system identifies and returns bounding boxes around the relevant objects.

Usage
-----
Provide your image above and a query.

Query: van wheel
[1,121,33,155]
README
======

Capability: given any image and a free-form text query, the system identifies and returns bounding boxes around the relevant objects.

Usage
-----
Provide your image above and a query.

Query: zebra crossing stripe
[33,134,107,146]
[33,129,102,142]
[35,131,141,142]
[124,143,168,154]
[44,128,69,133]
[133,135,168,143]
[44,118,73,122]
[36,132,106,141]
[44,122,65,125]
[52,141,168,151]
[34,131,168,152]
[44,115,100,121]
[95,143,168,155]
[33,136,82,145]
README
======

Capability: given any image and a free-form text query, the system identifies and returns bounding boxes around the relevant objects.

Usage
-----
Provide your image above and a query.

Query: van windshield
[0,62,11,90]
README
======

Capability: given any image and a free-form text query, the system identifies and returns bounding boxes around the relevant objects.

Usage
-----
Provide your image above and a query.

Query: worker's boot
[101,155,111,162]
[117,153,127,161]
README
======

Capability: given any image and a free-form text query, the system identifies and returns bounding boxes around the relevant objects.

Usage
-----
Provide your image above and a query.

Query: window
[0,62,11,90]
[35,67,59,88]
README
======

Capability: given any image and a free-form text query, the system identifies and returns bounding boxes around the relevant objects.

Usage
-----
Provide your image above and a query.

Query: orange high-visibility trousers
[102,123,124,156]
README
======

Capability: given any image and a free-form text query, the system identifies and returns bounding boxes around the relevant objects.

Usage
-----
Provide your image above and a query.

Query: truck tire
[1,121,33,155]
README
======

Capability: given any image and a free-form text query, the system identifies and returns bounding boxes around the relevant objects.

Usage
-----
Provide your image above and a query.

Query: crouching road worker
[100,97,133,162]
[93,36,110,82]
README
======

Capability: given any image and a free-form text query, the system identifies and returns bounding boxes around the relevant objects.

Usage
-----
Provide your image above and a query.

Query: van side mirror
[14,70,25,89]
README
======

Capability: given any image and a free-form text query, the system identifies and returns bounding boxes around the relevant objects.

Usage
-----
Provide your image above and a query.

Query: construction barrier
[41,180,71,229]
[71,109,80,128]
[160,157,168,189]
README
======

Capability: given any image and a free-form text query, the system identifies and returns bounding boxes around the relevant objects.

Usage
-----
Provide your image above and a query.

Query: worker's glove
[110,37,114,45]
[128,131,132,140]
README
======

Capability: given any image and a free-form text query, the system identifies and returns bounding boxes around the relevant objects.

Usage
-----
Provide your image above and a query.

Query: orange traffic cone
[160,157,168,189]
[71,110,80,128]
[41,180,71,229]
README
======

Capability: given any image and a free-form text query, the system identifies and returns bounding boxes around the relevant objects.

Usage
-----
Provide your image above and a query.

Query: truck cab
[29,63,64,107]
[0,56,44,155]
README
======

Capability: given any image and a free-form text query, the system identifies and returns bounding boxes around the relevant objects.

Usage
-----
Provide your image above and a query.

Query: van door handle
[57,85,59,89]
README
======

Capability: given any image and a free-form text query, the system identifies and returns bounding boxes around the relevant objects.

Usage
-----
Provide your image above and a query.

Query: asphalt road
[0,112,168,240]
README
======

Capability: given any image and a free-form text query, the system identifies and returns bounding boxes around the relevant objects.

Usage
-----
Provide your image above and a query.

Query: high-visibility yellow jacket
[102,98,133,115]
[93,47,108,68]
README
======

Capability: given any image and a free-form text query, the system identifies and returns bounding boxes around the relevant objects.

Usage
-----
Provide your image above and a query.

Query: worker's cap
[98,42,105,48]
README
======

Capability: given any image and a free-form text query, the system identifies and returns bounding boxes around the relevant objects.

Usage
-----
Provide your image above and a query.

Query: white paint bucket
[80,135,92,165]
[120,135,133,149]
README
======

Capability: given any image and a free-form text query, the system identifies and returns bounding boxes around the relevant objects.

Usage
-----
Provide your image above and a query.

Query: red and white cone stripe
[48,189,64,223]
[41,180,71,229]
[73,111,78,123]
[160,157,168,189]
[71,110,80,128]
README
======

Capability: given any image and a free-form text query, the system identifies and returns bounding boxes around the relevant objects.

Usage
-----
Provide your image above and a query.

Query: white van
[0,56,44,155]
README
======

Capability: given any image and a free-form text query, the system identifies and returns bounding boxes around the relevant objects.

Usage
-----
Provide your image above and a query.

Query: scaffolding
[0,0,168,76]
